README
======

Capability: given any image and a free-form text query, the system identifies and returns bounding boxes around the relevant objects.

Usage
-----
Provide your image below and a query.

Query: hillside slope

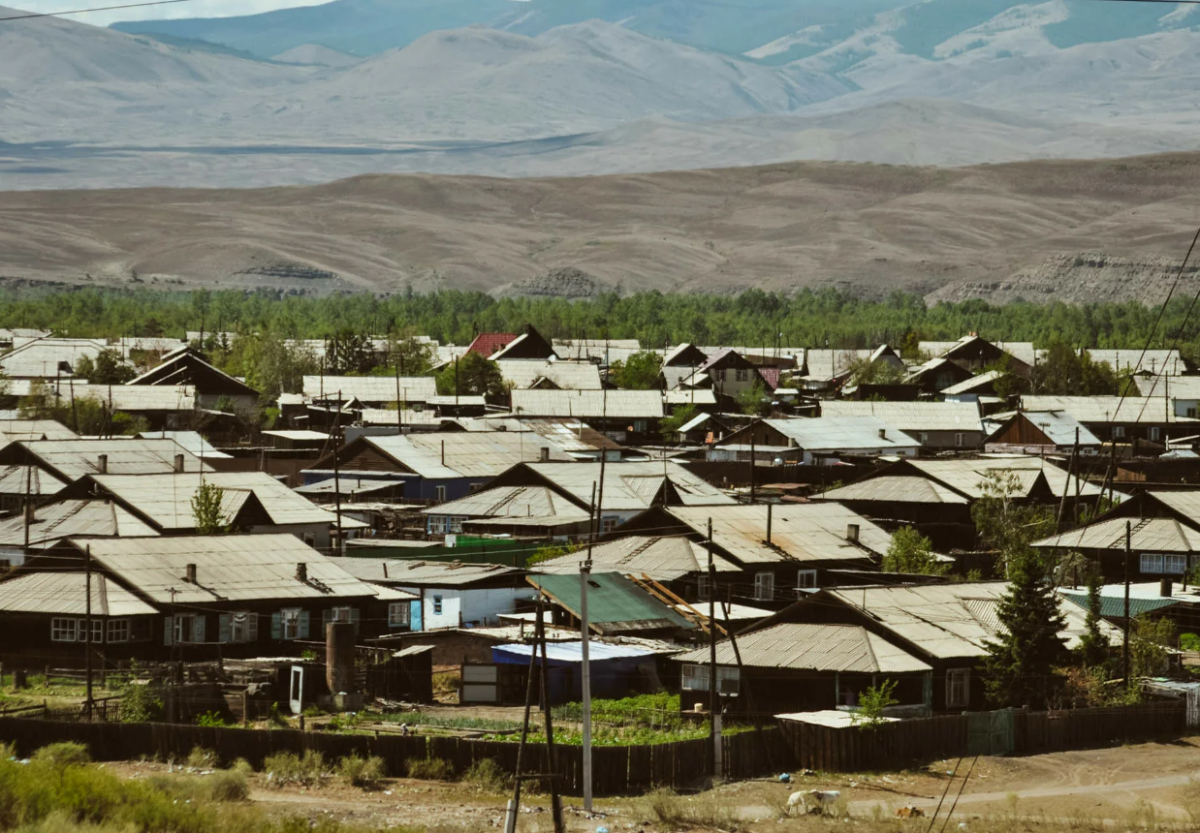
[5,153,1200,304]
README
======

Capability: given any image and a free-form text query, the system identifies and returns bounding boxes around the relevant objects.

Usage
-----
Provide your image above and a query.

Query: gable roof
[866,456,1105,501]
[822,475,969,505]
[0,498,159,548]
[10,439,212,482]
[506,461,734,512]
[987,411,1102,448]
[302,376,438,403]
[0,420,77,441]
[820,401,982,433]
[0,572,157,616]
[466,332,519,359]
[423,485,590,521]
[128,347,258,398]
[497,361,603,391]
[71,534,380,604]
[340,559,526,587]
[529,571,695,634]
[331,432,576,479]
[510,390,664,419]
[532,535,741,581]
[737,417,919,453]
[672,623,930,674]
[1021,395,1200,425]
[136,430,231,459]
[1034,516,1200,553]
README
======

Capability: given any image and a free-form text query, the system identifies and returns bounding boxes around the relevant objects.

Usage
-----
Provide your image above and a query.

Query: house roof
[358,410,443,427]
[801,349,873,382]
[665,504,890,565]
[941,371,1004,396]
[136,431,231,459]
[1059,589,1182,619]
[664,390,718,406]
[1087,349,1186,376]
[751,417,919,453]
[71,534,381,604]
[515,461,734,511]
[1034,517,1200,553]
[672,623,931,674]
[822,475,969,505]
[0,464,68,497]
[1148,490,1200,521]
[898,456,1106,500]
[341,559,526,587]
[510,390,664,419]
[15,439,213,481]
[45,383,198,412]
[466,332,518,359]
[824,582,1119,659]
[0,420,78,441]
[0,498,159,547]
[343,432,575,479]
[1021,396,1200,425]
[496,361,603,391]
[302,376,438,403]
[532,535,741,581]
[820,401,982,434]
[423,485,590,521]
[0,338,112,379]
[127,348,257,397]
[1135,376,1200,398]
[990,411,1102,447]
[0,571,157,616]
[529,572,695,634]
[88,471,336,530]
[493,641,662,663]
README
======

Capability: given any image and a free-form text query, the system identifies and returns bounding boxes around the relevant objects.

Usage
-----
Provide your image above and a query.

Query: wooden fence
[0,718,782,797]
[779,701,1188,772]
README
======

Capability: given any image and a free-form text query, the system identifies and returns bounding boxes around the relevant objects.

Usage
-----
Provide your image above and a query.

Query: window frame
[696,574,711,602]
[432,595,444,616]
[753,571,775,602]
[388,602,411,628]
[281,607,303,640]
[229,612,258,644]
[435,485,447,503]
[1140,552,1166,574]
[946,668,970,709]
[51,617,79,643]
[1164,554,1187,575]
[106,618,130,644]
[796,569,818,590]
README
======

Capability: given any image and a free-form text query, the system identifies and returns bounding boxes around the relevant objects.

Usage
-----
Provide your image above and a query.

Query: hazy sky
[11,0,329,25]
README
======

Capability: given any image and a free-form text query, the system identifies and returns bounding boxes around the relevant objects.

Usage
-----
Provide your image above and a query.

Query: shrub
[118,683,163,723]
[462,758,510,793]
[643,787,741,831]
[204,770,250,803]
[1181,632,1200,652]
[186,747,218,770]
[263,751,326,788]
[336,754,386,789]
[196,711,230,728]
[406,757,454,781]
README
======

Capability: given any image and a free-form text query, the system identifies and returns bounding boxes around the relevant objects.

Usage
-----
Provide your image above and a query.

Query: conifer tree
[1075,571,1111,669]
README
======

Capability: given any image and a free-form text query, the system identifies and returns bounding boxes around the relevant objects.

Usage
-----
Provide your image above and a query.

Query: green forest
[0,286,1193,354]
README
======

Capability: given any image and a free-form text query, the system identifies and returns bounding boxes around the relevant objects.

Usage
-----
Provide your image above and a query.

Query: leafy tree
[191,482,229,535]
[1130,615,1176,679]
[660,403,699,444]
[984,547,1069,709]
[881,526,947,575]
[370,331,434,377]
[326,329,376,375]
[1075,572,1111,669]
[737,380,771,417]
[436,352,506,398]
[844,355,904,386]
[853,679,899,729]
[75,349,135,385]
[526,541,581,568]
[232,332,319,400]
[1031,342,1121,396]
[971,470,1055,575]
[610,351,663,390]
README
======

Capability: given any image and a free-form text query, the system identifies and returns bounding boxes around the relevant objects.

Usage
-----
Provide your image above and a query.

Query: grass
[377,713,521,733]
[262,751,327,788]
[405,758,454,781]
[643,787,743,832]
[335,755,385,789]
[460,759,510,793]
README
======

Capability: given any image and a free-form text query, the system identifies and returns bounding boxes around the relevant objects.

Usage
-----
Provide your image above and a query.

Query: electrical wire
[0,0,194,22]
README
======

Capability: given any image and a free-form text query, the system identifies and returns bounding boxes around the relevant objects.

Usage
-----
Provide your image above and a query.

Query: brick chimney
[185,563,197,583]
[296,563,308,582]
[174,453,185,473]
[97,454,108,474]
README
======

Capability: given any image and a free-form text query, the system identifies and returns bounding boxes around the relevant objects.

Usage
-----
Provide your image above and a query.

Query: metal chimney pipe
[97,454,107,475]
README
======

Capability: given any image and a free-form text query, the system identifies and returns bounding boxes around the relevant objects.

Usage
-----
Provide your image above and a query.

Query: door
[967,709,1014,756]
[289,666,305,715]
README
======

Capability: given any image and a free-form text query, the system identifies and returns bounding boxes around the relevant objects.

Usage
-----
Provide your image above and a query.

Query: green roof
[529,572,696,635]
[1060,591,1180,619]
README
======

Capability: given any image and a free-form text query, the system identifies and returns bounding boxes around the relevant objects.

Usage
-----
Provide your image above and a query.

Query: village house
[820,401,985,452]
[508,390,665,444]
[302,375,439,409]
[796,346,904,396]
[127,345,259,413]
[1021,395,1200,447]
[420,485,592,539]
[919,336,1035,377]
[529,572,698,639]
[902,357,976,394]
[495,360,603,391]
[708,416,920,465]
[983,409,1102,455]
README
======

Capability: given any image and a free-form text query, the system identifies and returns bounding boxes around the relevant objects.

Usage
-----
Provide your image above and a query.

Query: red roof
[466,332,518,358]
[759,367,782,391]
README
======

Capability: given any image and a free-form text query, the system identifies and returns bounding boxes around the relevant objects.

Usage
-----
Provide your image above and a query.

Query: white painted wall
[405,586,538,630]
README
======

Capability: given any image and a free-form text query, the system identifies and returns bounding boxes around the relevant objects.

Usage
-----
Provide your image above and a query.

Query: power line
[0,0,193,22]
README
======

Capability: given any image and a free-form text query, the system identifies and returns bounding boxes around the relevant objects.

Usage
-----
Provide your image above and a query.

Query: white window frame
[388,602,411,627]
[736,368,748,383]
[796,569,817,590]
[696,574,711,602]
[955,433,965,448]
[946,668,970,709]
[1164,554,1187,575]
[105,619,130,644]
[428,515,448,535]
[1114,426,1127,439]
[229,612,258,644]
[601,516,619,534]
[1141,553,1165,574]
[173,614,198,644]
[51,618,79,643]
[448,516,466,534]
[753,571,775,602]
[281,607,302,640]
[681,664,740,695]
[330,606,352,624]
[432,595,443,616]
[435,485,447,503]
[1150,427,1162,442]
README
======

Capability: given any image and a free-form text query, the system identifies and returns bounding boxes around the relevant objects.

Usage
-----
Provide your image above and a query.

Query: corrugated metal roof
[521,461,734,511]
[510,390,664,419]
[494,641,661,662]
[667,504,891,565]
[0,420,78,441]
[1136,376,1200,398]
[497,361,603,391]
[940,370,1004,395]
[38,383,197,412]
[1088,349,1186,376]
[1059,590,1180,619]
[822,475,969,505]
[1034,516,1200,553]
[303,376,438,403]
[532,535,741,580]
[75,534,381,604]
[802,348,873,381]
[995,411,1102,447]
[92,471,335,529]
[1148,491,1200,522]
[664,390,718,406]
[0,338,111,378]
[137,431,231,459]
[358,410,443,427]
[1022,395,1200,425]
[0,571,157,616]
[673,623,931,673]
[0,498,159,546]
[263,430,330,441]
[23,439,213,481]
[531,571,696,633]
[821,401,982,433]
[424,485,589,521]
[0,464,67,496]
[359,433,575,479]
[902,457,1105,500]
[342,559,525,586]
[755,417,920,453]
[826,582,1120,659]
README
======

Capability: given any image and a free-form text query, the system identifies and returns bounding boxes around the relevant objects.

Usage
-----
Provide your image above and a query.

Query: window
[470,483,483,493]
[388,602,411,628]
[435,485,447,503]
[302,533,316,547]
[919,432,929,444]
[106,619,130,644]
[173,614,203,644]
[753,571,775,602]
[1141,553,1165,574]
[696,574,711,602]
[1165,554,1187,575]
[428,516,448,535]
[1189,408,1198,419]
[1150,427,1162,442]
[1114,426,1127,439]
[681,664,740,695]
[955,433,965,448]
[51,618,78,642]
[735,368,748,382]
[432,596,443,616]
[330,606,352,623]
[602,516,619,534]
[281,608,302,640]
[448,516,466,534]
[946,668,970,709]
[796,570,817,590]
[228,612,258,644]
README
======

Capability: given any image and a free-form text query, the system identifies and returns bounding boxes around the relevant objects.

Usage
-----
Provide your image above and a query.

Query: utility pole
[1123,520,1132,687]
[85,544,94,721]
[707,517,721,781]
[331,390,344,555]
[748,422,756,504]
[395,359,404,437]
[537,608,565,833]
[580,481,598,812]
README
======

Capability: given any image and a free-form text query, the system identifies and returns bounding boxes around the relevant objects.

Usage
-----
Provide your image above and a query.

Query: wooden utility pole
[1123,520,1132,687]
[537,610,565,833]
[84,545,94,721]
[707,517,721,780]
[505,602,543,833]
[331,390,344,554]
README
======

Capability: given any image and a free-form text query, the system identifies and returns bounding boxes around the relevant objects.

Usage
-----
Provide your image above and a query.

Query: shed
[528,572,696,636]
[491,640,662,703]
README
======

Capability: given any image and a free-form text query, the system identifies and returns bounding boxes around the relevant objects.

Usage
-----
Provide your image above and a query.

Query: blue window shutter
[410,600,422,631]
[299,610,311,639]
[218,614,231,644]
[270,613,282,640]
[163,616,174,646]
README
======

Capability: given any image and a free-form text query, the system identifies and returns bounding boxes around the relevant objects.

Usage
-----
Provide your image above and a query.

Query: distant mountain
[272,43,362,66]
